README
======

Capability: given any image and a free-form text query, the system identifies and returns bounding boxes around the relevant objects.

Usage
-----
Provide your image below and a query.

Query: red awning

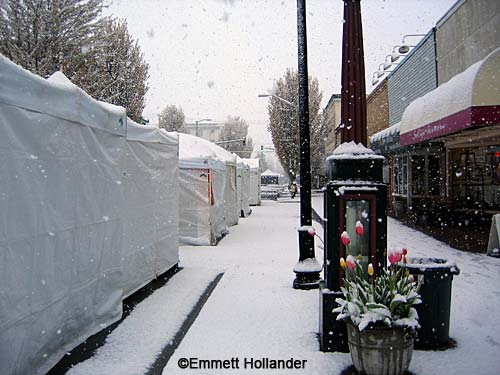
[400,48,500,146]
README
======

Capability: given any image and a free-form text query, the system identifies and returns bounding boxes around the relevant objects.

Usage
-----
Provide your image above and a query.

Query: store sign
[401,105,500,146]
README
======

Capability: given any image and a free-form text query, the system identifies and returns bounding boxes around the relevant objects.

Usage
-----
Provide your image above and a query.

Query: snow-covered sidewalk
[70,199,500,375]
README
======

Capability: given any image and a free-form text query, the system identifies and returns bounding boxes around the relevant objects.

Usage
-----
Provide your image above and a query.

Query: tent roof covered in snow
[242,157,260,171]
[126,119,178,145]
[0,56,127,136]
[179,133,236,170]
[236,156,249,168]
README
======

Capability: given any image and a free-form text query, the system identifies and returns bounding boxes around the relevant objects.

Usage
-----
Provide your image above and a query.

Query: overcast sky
[105,0,456,146]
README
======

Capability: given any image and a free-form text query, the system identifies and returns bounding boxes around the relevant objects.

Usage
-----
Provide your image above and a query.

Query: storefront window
[394,156,408,195]
[428,154,441,195]
[450,146,500,209]
[411,155,426,195]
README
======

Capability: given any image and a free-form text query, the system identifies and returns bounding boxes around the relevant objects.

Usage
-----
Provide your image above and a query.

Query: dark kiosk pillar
[293,0,321,290]
[340,0,367,145]
[318,0,388,352]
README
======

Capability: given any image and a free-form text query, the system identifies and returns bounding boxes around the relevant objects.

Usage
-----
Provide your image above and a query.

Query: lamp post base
[293,230,321,290]
[293,271,320,290]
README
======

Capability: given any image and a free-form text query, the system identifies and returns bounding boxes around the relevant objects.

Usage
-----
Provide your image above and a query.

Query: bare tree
[158,105,185,132]
[218,116,254,158]
[266,68,325,182]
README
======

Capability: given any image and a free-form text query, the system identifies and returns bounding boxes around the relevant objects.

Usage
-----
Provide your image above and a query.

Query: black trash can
[404,257,460,349]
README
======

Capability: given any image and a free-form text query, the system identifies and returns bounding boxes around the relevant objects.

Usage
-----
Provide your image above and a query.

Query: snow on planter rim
[400,257,459,273]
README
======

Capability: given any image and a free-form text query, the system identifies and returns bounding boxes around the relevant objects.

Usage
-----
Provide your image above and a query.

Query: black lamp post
[292,0,321,290]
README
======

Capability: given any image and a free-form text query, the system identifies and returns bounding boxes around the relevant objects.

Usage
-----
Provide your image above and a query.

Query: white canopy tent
[237,157,252,217]
[120,120,179,298]
[178,134,238,245]
[0,56,179,375]
[400,47,500,146]
[242,158,261,205]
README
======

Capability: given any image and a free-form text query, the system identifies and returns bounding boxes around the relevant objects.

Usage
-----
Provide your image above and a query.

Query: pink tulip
[346,255,356,270]
[341,231,351,246]
[308,227,316,236]
[402,248,408,256]
[388,248,403,265]
[355,221,364,236]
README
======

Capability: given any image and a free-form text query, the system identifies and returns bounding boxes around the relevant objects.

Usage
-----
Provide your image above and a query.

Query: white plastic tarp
[242,158,261,206]
[211,168,228,239]
[179,168,211,245]
[237,164,243,215]
[237,159,251,217]
[224,163,239,227]
[178,167,226,246]
[121,120,179,298]
[0,56,179,375]
[178,134,232,245]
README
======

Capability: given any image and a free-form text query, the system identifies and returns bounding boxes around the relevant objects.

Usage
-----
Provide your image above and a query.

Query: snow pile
[47,71,77,88]
[293,257,322,273]
[326,141,385,161]
[370,122,401,143]
[338,186,378,195]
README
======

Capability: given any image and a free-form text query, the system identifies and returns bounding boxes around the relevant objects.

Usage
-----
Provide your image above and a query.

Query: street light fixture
[391,45,402,62]
[400,34,425,52]
[376,63,386,78]
[383,54,398,70]
[195,118,212,137]
[371,33,425,86]
[258,94,294,107]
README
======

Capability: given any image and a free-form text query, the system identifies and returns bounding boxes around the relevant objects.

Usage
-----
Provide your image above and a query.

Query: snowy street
[67,199,500,375]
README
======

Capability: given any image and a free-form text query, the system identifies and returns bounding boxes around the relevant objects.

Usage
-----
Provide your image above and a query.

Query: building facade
[366,79,388,147]
[387,31,438,127]
[435,0,500,85]
[323,94,341,154]
[369,0,500,224]
[182,121,223,143]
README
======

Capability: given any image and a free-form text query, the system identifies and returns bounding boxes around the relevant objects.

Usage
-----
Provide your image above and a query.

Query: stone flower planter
[346,322,414,375]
